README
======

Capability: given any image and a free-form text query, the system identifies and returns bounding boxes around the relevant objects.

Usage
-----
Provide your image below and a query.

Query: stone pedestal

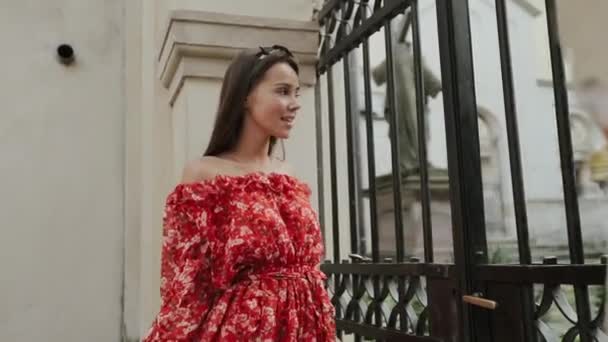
[371,169,454,262]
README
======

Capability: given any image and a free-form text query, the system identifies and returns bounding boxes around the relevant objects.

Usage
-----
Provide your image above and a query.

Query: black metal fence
[315,0,607,341]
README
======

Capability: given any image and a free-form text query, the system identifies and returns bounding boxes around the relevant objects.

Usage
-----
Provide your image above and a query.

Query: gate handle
[463,294,498,310]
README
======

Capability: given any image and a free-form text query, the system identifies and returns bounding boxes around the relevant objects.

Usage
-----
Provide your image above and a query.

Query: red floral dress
[143,172,336,341]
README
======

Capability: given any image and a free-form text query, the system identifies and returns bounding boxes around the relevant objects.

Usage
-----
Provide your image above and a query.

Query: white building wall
[0,1,126,341]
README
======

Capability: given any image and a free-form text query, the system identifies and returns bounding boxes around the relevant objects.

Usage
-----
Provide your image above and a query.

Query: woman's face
[245,62,301,139]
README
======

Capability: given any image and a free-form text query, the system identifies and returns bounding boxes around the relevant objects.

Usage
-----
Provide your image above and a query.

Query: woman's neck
[223,148,270,166]
[221,114,277,170]
[224,134,272,168]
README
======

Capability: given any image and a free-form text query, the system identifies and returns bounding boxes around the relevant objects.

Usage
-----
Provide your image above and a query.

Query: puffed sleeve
[143,185,215,341]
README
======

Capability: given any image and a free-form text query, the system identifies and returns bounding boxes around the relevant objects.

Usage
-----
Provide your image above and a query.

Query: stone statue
[372,11,442,175]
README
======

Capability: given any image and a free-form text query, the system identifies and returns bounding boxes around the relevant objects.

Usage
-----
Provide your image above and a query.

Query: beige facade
[558,1,608,85]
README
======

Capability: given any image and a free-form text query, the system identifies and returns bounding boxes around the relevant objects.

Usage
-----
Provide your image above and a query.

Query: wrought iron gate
[314,0,607,341]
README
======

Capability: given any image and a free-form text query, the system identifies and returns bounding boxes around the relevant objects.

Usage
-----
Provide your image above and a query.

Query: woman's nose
[290,100,301,112]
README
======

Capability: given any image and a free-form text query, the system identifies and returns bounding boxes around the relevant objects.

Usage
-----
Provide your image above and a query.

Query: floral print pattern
[143,172,335,341]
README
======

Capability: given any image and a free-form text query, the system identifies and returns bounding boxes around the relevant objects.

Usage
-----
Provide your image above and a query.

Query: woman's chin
[273,130,291,139]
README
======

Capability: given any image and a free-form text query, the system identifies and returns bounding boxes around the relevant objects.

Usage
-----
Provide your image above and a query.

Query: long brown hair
[204,46,299,157]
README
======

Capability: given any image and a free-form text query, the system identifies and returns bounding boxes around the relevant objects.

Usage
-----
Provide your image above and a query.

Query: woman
[143,45,336,341]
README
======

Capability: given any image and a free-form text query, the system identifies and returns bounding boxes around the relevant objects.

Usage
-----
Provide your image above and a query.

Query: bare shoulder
[180,157,224,183]
[272,158,296,177]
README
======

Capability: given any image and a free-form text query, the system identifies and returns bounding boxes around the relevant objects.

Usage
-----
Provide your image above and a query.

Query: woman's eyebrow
[274,82,300,91]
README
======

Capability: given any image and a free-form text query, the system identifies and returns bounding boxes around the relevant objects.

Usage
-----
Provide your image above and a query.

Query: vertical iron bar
[411,0,434,263]
[339,0,359,255]
[315,71,326,249]
[348,0,367,257]
[495,0,536,340]
[436,0,490,340]
[384,18,406,263]
[544,0,586,269]
[385,14,409,336]
[353,104,367,256]
[361,5,379,264]
[324,21,343,339]
[327,59,341,263]
[344,51,360,254]
[360,4,383,334]
[544,0,592,340]
[495,0,532,267]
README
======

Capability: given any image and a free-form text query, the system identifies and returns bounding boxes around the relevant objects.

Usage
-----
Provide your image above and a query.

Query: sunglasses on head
[247,45,295,89]
[256,45,294,59]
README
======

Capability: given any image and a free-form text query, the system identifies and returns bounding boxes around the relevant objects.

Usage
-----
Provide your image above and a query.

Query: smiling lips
[281,115,295,127]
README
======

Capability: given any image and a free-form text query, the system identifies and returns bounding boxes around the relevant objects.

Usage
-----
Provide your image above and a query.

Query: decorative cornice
[157,10,319,105]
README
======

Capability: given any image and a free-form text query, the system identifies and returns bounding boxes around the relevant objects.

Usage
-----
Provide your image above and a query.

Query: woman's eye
[278,88,289,95]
